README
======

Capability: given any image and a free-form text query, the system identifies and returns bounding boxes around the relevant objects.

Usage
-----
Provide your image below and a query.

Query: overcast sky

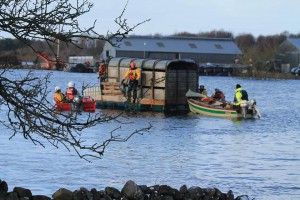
[78,0,299,38]
[1,0,299,38]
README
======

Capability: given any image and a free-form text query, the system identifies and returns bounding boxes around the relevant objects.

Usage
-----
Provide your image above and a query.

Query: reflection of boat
[186,90,261,119]
[55,96,96,112]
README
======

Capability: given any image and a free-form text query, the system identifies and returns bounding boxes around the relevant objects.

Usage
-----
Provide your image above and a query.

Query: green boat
[186,90,261,119]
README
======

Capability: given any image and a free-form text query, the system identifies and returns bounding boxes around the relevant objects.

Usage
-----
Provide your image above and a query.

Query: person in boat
[232,84,248,109]
[65,81,79,102]
[211,88,225,102]
[98,61,107,93]
[54,86,66,103]
[198,85,207,96]
[122,61,141,103]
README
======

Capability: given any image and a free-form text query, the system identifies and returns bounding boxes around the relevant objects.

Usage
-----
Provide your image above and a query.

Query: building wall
[180,53,237,64]
[100,42,116,61]
[276,38,300,69]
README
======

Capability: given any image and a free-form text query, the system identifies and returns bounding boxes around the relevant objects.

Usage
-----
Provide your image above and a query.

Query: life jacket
[128,69,138,81]
[54,92,64,103]
[201,97,214,102]
[66,87,78,100]
[98,65,106,77]
[233,88,248,105]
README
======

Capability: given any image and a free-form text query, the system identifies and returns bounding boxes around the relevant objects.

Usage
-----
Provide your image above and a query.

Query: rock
[179,185,188,198]
[5,191,19,200]
[161,195,173,200]
[172,189,183,200]
[91,188,101,200]
[73,189,86,200]
[0,180,8,194]
[235,195,251,200]
[80,187,93,200]
[13,187,32,199]
[52,188,73,200]
[202,188,215,200]
[158,185,175,196]
[138,185,150,194]
[188,186,204,199]
[121,180,144,200]
[227,190,234,200]
[105,187,121,200]
[148,191,160,200]
[31,195,52,200]
[213,188,223,200]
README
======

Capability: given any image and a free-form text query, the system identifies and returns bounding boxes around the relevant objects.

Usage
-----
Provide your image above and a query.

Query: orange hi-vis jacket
[54,92,64,103]
[66,87,78,100]
[98,64,106,77]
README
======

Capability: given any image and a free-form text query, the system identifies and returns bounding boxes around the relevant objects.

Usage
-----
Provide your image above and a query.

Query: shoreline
[0,179,252,200]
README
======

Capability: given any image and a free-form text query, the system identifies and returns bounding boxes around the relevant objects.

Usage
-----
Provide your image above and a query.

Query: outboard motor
[248,99,261,118]
[72,95,83,111]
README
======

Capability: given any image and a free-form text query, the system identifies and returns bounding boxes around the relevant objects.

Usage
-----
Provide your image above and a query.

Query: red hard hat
[130,61,136,67]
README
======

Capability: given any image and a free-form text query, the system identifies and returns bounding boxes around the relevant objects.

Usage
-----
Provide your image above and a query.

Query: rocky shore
[0,179,253,200]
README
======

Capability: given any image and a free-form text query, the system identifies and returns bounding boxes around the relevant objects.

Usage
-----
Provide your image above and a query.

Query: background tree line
[0,37,105,67]
[1,30,300,68]
[173,30,300,69]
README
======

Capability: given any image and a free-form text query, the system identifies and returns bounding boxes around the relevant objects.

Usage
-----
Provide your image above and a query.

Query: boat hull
[187,98,256,119]
[55,97,96,112]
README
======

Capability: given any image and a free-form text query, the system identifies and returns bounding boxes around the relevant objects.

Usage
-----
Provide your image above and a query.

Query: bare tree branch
[0,0,152,161]
[0,69,152,161]
[0,0,150,54]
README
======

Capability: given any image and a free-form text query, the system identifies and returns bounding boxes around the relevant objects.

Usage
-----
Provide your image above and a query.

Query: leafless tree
[0,0,151,161]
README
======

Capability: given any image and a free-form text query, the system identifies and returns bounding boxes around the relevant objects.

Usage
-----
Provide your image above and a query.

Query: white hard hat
[68,81,74,87]
[55,86,61,92]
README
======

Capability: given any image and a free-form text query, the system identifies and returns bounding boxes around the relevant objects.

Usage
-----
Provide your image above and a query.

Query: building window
[156,42,165,47]
[189,43,197,48]
[214,44,223,49]
[124,41,132,46]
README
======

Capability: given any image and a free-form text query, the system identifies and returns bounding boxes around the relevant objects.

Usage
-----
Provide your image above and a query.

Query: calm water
[0,70,300,200]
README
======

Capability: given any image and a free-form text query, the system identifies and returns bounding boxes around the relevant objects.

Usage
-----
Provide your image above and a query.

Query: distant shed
[101,35,242,64]
[275,38,300,72]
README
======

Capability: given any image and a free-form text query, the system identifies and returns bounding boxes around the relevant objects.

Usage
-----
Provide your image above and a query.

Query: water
[0,70,300,200]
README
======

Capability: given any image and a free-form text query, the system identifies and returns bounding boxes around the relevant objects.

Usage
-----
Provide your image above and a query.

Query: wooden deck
[84,81,165,107]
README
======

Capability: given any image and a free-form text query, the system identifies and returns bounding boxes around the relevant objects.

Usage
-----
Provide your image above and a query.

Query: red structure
[37,53,65,70]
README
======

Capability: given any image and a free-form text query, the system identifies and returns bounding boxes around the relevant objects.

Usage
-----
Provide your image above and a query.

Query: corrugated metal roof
[287,38,300,49]
[112,36,242,55]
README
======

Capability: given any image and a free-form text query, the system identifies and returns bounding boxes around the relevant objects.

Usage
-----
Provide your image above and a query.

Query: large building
[101,35,242,64]
[275,38,300,72]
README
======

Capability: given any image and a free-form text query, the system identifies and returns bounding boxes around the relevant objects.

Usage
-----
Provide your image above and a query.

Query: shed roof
[287,38,300,50]
[112,36,242,55]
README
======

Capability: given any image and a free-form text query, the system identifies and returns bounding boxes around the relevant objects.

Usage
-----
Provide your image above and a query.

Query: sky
[1,0,299,38]
[78,0,300,38]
